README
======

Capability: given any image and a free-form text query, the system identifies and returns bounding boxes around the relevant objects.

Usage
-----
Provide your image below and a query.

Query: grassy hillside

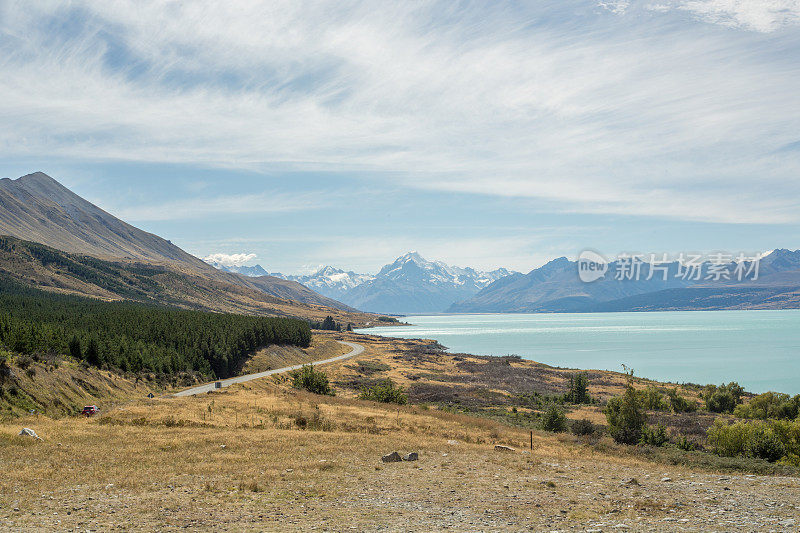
[0,352,152,418]
[0,235,376,326]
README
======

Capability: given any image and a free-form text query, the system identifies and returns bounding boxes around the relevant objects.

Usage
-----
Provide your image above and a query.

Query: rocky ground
[1,436,798,532]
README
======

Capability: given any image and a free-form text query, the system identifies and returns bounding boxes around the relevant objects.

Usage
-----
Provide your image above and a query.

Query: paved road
[174,340,364,397]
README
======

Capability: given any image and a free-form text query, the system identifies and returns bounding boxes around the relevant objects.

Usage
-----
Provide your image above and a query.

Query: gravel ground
[2,442,798,532]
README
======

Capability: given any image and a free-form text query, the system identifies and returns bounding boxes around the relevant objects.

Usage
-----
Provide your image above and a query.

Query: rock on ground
[381,451,402,463]
[18,428,42,440]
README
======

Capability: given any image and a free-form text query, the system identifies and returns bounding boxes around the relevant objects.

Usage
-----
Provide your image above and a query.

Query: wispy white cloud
[1,1,799,225]
[648,1,800,32]
[202,252,256,267]
[109,191,326,221]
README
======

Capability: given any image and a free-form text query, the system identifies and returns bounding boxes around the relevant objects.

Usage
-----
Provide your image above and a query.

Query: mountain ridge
[0,172,359,315]
[205,251,517,314]
[450,252,800,313]
[0,172,211,272]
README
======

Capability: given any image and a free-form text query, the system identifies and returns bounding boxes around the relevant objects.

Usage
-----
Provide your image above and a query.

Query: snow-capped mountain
[203,261,275,278]
[204,251,517,314]
[284,266,375,301]
[376,252,511,288]
[340,252,517,314]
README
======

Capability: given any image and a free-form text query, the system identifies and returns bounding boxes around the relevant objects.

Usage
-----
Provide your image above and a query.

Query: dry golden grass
[0,333,796,531]
[240,333,350,374]
[0,357,152,419]
[2,368,797,532]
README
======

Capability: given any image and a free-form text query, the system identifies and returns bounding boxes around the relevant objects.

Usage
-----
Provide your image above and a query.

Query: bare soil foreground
[1,333,798,531]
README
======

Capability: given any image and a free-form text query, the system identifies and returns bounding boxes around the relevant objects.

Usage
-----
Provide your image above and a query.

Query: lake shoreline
[355,310,800,395]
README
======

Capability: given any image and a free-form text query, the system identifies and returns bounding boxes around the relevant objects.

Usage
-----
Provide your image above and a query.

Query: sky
[1,0,799,274]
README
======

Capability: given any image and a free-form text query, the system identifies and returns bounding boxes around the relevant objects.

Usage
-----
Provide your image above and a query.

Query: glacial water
[355,310,800,394]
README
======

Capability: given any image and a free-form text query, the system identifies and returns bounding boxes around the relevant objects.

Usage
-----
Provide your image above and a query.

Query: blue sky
[1,1,799,274]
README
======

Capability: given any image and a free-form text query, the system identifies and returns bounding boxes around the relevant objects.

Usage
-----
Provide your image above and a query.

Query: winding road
[174,340,364,397]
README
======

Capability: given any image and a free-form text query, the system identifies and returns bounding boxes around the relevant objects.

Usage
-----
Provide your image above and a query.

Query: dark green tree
[605,369,647,445]
[564,372,591,404]
[68,335,82,360]
[86,339,101,366]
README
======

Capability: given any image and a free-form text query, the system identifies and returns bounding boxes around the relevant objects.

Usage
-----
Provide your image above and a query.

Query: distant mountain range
[0,172,367,322]
[211,247,800,314]
[206,251,516,314]
[340,252,514,314]
[6,172,800,317]
[204,261,274,278]
[450,251,800,313]
[287,266,376,301]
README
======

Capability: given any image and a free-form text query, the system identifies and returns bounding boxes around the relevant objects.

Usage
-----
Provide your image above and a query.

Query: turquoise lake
[355,311,800,394]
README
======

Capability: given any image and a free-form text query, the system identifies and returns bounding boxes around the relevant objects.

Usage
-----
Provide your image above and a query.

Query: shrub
[605,371,647,445]
[359,379,407,404]
[733,392,800,421]
[666,388,697,413]
[540,403,567,433]
[703,382,744,413]
[564,372,591,404]
[707,419,755,457]
[16,355,33,370]
[640,385,667,411]
[312,316,340,331]
[707,418,800,464]
[570,418,596,436]
[748,430,786,463]
[675,435,696,451]
[639,423,669,447]
[349,360,391,374]
[290,365,334,396]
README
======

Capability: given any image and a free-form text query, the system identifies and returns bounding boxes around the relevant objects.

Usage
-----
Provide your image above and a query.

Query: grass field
[1,332,798,531]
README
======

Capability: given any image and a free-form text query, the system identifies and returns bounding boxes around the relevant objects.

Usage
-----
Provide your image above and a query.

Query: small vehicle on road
[81,405,99,417]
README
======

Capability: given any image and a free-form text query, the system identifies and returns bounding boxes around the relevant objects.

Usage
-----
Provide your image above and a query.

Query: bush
[312,316,340,331]
[640,385,667,411]
[570,418,596,436]
[707,418,800,464]
[703,382,744,413]
[666,388,697,413]
[16,356,33,370]
[540,403,567,433]
[605,371,647,445]
[290,365,334,396]
[733,392,800,421]
[675,435,696,451]
[564,372,591,404]
[639,423,669,447]
[349,360,391,374]
[359,379,407,404]
[748,430,786,463]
